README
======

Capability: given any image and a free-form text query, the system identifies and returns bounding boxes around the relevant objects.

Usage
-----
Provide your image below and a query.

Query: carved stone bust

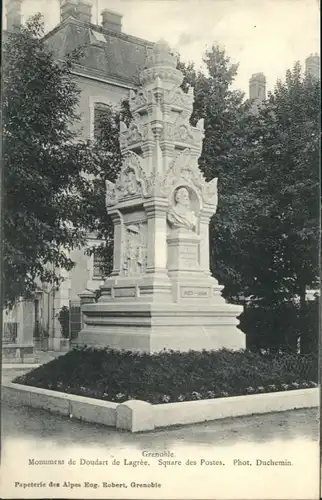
[167,187,197,231]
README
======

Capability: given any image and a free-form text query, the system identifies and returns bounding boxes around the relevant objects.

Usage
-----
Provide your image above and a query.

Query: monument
[76,40,245,352]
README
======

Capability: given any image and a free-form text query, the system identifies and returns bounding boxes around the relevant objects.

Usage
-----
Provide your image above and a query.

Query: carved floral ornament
[105,152,148,206]
[158,149,218,208]
[139,67,183,88]
[164,86,194,110]
[119,118,156,152]
[129,88,157,113]
[129,84,193,119]
[105,149,218,210]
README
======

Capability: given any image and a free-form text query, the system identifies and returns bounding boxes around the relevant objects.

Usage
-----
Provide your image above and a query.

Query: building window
[90,30,106,44]
[93,102,112,140]
[93,249,105,279]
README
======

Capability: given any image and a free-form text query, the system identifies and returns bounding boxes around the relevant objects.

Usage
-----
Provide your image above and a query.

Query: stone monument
[76,40,245,352]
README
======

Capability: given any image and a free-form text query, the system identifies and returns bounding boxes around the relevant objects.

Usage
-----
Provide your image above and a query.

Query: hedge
[14,347,318,405]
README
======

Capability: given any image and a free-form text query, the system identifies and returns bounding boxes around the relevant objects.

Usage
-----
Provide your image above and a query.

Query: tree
[77,101,132,278]
[243,63,319,304]
[180,53,319,306]
[178,46,258,301]
[238,62,320,351]
[178,50,319,353]
[3,15,92,307]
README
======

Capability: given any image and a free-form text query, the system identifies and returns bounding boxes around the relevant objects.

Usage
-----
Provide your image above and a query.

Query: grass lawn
[14,347,318,404]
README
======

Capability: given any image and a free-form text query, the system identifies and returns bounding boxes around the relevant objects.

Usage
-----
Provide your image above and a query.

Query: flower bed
[14,347,318,405]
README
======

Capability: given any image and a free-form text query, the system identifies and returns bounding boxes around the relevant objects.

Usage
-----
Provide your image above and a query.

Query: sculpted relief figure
[167,187,197,232]
[123,224,147,276]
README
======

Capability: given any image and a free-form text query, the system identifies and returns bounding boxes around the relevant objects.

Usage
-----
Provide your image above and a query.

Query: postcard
[1,0,320,499]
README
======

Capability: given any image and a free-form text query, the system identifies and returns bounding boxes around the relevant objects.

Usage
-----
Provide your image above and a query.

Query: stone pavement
[2,349,66,383]
[1,401,319,446]
[34,349,66,364]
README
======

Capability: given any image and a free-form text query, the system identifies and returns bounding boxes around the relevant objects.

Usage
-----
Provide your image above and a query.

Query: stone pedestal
[75,40,245,353]
[76,302,243,352]
[167,228,200,274]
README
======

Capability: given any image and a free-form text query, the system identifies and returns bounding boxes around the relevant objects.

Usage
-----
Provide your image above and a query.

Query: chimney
[249,72,266,103]
[77,1,92,23]
[60,0,78,22]
[6,0,22,31]
[305,53,320,80]
[101,9,123,32]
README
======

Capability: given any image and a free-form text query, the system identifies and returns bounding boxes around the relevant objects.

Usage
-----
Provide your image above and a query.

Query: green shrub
[57,306,70,339]
[14,347,318,404]
[240,300,319,354]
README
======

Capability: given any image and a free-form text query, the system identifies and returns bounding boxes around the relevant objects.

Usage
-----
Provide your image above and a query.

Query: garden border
[2,381,318,432]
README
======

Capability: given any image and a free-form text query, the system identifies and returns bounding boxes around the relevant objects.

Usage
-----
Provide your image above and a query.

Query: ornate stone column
[199,209,214,277]
[144,199,168,275]
[109,210,123,277]
[76,40,245,352]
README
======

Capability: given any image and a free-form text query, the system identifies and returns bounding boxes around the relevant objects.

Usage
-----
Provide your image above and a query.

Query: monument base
[74,302,245,353]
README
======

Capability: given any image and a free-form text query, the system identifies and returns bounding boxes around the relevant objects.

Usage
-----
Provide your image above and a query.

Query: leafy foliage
[178,47,259,300]
[236,63,320,352]
[57,305,70,339]
[251,64,320,302]
[240,296,319,354]
[78,101,132,277]
[2,15,94,306]
[179,52,320,313]
[15,347,318,404]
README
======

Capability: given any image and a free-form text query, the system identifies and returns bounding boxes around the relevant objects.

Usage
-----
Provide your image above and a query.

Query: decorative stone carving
[105,179,117,207]
[164,149,202,194]
[140,40,183,88]
[130,88,147,108]
[119,121,128,151]
[196,118,204,132]
[105,152,149,207]
[164,149,218,208]
[165,86,193,110]
[141,123,153,142]
[174,123,194,142]
[167,114,204,151]
[78,39,246,354]
[120,121,128,133]
[203,177,218,208]
[122,223,147,276]
[167,187,197,232]
[127,123,142,146]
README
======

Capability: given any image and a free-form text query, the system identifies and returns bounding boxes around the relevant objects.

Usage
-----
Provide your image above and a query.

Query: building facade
[3,0,153,357]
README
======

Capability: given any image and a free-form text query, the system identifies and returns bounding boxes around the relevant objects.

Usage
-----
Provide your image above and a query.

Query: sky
[4,0,320,94]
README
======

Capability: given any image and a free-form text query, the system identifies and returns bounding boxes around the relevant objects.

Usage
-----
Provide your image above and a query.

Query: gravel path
[2,401,318,447]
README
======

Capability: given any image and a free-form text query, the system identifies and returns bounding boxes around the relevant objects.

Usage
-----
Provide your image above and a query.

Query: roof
[44,17,154,87]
